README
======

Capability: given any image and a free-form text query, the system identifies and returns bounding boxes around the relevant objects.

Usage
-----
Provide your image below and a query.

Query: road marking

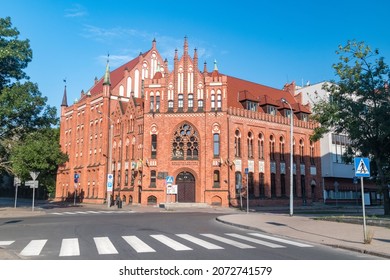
[225,233,285,248]
[176,234,224,250]
[249,233,313,247]
[0,241,15,246]
[94,237,118,255]
[59,238,80,256]
[201,234,255,249]
[20,239,47,256]
[151,235,193,251]
[122,236,156,253]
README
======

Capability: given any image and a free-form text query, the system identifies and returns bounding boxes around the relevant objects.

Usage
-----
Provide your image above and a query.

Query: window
[281,174,286,196]
[299,139,304,162]
[247,132,253,158]
[211,93,215,110]
[188,94,194,109]
[279,136,285,161]
[267,105,276,115]
[248,172,254,198]
[172,123,199,160]
[155,95,160,111]
[178,94,184,109]
[259,173,265,197]
[217,92,222,109]
[331,134,350,163]
[301,113,308,121]
[125,170,129,186]
[270,135,275,161]
[285,109,292,118]
[234,130,241,157]
[235,172,242,195]
[213,133,220,157]
[258,133,264,159]
[271,173,276,197]
[310,140,315,165]
[151,134,157,158]
[168,100,174,110]
[150,95,154,111]
[213,170,220,188]
[150,170,156,187]
[198,99,204,109]
[246,101,257,111]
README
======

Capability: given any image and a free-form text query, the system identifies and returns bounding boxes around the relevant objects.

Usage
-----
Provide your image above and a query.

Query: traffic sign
[30,171,40,181]
[354,157,370,177]
[107,174,113,192]
[166,176,174,184]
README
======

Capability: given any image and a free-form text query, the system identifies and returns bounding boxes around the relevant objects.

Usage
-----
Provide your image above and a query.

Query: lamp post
[281,98,294,216]
[98,111,114,208]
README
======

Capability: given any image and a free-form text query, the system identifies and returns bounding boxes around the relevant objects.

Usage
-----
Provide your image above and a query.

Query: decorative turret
[103,56,111,86]
[61,83,68,107]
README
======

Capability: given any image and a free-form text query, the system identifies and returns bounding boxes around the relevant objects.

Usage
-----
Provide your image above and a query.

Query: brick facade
[56,38,322,207]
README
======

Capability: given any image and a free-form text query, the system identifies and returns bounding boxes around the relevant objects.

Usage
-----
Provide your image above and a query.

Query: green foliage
[0,17,61,177]
[311,40,390,214]
[10,128,68,195]
[0,16,32,90]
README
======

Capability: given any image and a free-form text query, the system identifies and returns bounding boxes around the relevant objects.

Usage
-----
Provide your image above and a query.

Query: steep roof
[226,76,297,109]
[86,50,151,96]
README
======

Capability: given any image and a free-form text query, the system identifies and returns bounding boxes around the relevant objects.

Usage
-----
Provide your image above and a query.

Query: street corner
[0,207,46,218]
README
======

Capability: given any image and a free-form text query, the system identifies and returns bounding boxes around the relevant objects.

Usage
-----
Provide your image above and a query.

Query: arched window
[172,123,199,160]
[235,172,242,195]
[299,139,304,162]
[234,130,241,157]
[211,90,215,110]
[258,133,264,159]
[217,90,222,109]
[150,170,156,187]
[310,140,315,165]
[280,136,285,161]
[247,132,253,158]
[270,135,275,161]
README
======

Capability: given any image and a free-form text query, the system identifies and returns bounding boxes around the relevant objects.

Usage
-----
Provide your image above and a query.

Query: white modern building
[295,81,378,205]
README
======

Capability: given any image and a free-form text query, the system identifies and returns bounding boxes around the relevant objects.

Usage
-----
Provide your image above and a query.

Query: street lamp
[98,111,114,208]
[281,98,294,216]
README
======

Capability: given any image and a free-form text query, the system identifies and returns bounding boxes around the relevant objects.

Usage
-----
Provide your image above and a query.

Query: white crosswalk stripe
[226,233,285,248]
[49,210,132,216]
[151,234,193,251]
[94,237,118,254]
[201,234,255,249]
[122,236,156,253]
[59,238,80,256]
[20,239,47,256]
[249,233,313,247]
[176,234,224,250]
[2,232,314,258]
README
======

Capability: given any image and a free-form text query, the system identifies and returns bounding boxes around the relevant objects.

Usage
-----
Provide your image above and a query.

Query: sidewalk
[1,201,390,259]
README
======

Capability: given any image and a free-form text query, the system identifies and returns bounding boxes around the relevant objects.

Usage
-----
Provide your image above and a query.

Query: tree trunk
[375,158,390,215]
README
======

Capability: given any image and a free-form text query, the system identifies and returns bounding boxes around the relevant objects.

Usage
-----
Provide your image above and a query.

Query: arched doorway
[176,171,195,203]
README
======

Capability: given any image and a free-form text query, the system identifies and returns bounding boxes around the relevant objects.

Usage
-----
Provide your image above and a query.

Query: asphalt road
[0,210,382,260]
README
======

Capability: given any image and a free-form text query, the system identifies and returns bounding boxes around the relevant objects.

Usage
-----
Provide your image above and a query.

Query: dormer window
[267,105,276,115]
[285,109,292,118]
[301,113,308,121]
[246,101,257,111]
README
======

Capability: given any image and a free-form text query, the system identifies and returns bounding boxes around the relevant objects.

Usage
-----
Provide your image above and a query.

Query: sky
[2,0,390,116]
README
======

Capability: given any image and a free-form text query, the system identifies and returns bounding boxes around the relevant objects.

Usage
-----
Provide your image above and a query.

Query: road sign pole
[360,177,367,241]
[14,185,18,208]
[32,187,35,212]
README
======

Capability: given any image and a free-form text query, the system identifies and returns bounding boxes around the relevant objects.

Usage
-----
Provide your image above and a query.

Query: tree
[311,40,390,215]
[10,128,68,197]
[0,17,59,176]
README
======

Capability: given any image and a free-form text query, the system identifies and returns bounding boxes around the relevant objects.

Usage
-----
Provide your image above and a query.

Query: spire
[213,59,218,72]
[184,36,188,55]
[103,54,111,86]
[61,79,68,107]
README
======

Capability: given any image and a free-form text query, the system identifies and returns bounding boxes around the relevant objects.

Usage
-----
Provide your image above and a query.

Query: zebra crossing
[0,232,313,258]
[48,210,133,216]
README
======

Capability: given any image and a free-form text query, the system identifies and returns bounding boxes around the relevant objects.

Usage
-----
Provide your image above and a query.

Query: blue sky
[2,0,390,115]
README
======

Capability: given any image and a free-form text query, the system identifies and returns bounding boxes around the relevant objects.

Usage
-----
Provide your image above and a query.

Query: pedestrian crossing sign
[354,157,370,177]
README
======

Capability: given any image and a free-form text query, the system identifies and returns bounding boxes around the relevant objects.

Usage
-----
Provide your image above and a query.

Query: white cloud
[64,4,88,18]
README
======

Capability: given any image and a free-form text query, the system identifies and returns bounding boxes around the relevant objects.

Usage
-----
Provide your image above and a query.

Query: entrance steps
[160,203,210,210]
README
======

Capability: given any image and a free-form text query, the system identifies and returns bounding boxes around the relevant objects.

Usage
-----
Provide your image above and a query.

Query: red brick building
[56,38,322,207]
